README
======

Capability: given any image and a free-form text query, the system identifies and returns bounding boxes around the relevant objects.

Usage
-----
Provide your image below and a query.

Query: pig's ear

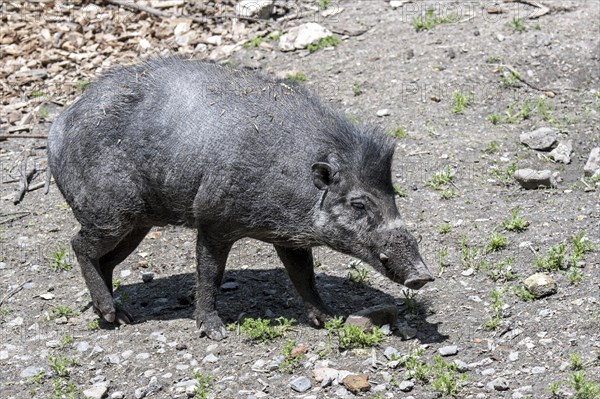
[312,162,338,190]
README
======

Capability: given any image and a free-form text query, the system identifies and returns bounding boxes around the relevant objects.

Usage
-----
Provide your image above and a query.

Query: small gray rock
[221,281,239,291]
[141,272,154,283]
[438,345,458,356]
[290,376,311,392]
[508,352,519,362]
[397,326,417,340]
[20,366,44,378]
[383,346,400,360]
[584,147,600,176]
[111,392,124,399]
[234,0,273,19]
[514,169,556,189]
[487,377,510,391]
[549,140,572,164]
[135,352,150,360]
[520,127,558,151]
[399,380,414,392]
[202,353,219,363]
[454,360,469,372]
[83,383,108,399]
[376,109,391,117]
[134,387,146,399]
[531,366,545,374]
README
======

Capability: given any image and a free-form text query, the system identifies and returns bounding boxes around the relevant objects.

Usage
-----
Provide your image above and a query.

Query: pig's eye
[351,201,366,210]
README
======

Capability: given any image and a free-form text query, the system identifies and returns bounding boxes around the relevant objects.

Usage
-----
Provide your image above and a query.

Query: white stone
[278,23,333,51]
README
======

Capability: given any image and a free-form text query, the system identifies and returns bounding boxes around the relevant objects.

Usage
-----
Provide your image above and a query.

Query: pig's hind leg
[195,230,233,341]
[72,226,143,325]
[274,246,333,328]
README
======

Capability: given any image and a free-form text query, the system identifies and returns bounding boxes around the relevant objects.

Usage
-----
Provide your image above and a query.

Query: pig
[47,59,434,340]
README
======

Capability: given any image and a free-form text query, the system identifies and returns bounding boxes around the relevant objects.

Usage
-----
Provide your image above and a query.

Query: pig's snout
[404,267,435,290]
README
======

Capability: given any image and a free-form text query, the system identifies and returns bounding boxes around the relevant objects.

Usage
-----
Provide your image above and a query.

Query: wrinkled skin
[47,59,434,340]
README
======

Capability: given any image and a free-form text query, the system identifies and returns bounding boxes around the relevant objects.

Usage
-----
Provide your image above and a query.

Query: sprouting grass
[229,317,295,342]
[285,72,307,82]
[394,184,408,198]
[488,257,516,282]
[38,107,50,120]
[319,0,330,9]
[484,232,507,253]
[243,36,263,49]
[412,9,460,32]
[431,356,467,397]
[50,304,78,320]
[487,113,502,125]
[390,126,408,139]
[570,353,585,371]
[49,246,71,271]
[513,284,536,302]
[510,18,527,32]
[48,355,76,378]
[267,31,281,41]
[566,267,585,286]
[437,223,452,234]
[112,279,122,290]
[86,319,99,331]
[352,82,362,96]
[307,35,341,52]
[569,371,600,399]
[31,91,45,98]
[347,259,370,285]
[484,140,500,154]
[402,289,418,314]
[483,288,505,330]
[76,80,90,92]
[325,316,384,350]
[460,241,480,270]
[451,91,474,113]
[534,242,568,271]
[428,165,454,190]
[502,208,529,232]
[489,162,517,186]
[485,55,501,64]
[193,371,213,399]
[569,232,594,265]
[440,189,458,200]
[502,68,521,88]
[59,334,74,349]
[279,340,304,373]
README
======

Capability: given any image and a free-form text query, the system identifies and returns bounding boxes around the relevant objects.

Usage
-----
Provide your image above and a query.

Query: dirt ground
[1,1,599,398]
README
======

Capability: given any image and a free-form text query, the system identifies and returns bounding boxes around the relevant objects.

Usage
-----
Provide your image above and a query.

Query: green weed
[49,246,71,271]
[452,91,473,113]
[347,259,370,285]
[243,36,263,49]
[279,340,304,373]
[394,184,408,198]
[325,317,384,350]
[502,208,529,232]
[485,232,507,253]
[484,140,500,154]
[50,304,78,320]
[437,223,452,234]
[307,35,340,52]
[390,126,408,139]
[402,289,418,314]
[488,257,516,282]
[412,9,460,32]
[86,319,99,331]
[513,285,536,302]
[232,317,295,342]
[193,371,213,399]
[511,18,527,32]
[48,355,75,378]
[319,0,330,9]
[429,165,454,190]
[285,72,307,82]
[489,162,517,186]
[440,189,459,200]
[534,242,568,271]
[483,288,505,330]
[352,82,362,96]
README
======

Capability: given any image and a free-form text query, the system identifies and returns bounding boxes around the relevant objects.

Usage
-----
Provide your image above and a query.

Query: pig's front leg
[195,230,233,340]
[274,245,333,327]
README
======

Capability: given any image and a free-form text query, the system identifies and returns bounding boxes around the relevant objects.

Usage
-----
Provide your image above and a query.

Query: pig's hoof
[197,312,228,341]
[307,308,332,328]
[114,307,133,325]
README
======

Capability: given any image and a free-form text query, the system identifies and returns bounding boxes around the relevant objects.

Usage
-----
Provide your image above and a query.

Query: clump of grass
[412,9,460,32]
[319,0,330,9]
[390,126,408,139]
[193,371,213,399]
[352,82,362,96]
[483,288,505,330]
[460,241,480,270]
[402,289,419,314]
[31,91,45,98]
[307,35,340,52]
[489,162,517,186]
[569,371,600,399]
[502,208,529,232]
[440,189,458,200]
[570,353,585,371]
[394,184,408,198]
[86,319,99,331]
[484,140,500,154]
[285,72,307,82]
[76,80,90,92]
[38,107,50,120]
[485,55,501,64]
[243,36,263,49]
[437,223,452,234]
[428,165,454,190]
[431,356,467,397]
[325,316,384,350]
[501,68,521,88]
[230,317,295,342]
[534,242,568,271]
[50,304,78,320]
[347,259,370,285]
[452,91,473,113]
[510,18,527,32]
[49,246,71,271]
[112,279,122,290]
[267,32,281,41]
[485,232,508,253]
[513,285,536,302]
[566,267,584,286]
[488,257,516,282]
[569,232,594,265]
[59,334,74,349]
[279,340,304,373]
[48,355,76,378]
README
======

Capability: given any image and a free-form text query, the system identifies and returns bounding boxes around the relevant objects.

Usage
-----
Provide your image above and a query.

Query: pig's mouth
[378,252,435,290]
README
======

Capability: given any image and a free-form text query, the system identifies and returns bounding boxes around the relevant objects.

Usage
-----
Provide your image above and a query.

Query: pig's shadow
[112,269,446,344]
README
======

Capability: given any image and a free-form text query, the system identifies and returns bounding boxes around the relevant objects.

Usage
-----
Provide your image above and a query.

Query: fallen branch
[0,134,48,140]
[0,280,32,307]
[504,0,550,19]
[0,212,31,225]
[13,156,36,205]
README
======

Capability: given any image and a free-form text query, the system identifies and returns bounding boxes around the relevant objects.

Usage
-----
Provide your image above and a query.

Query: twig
[13,156,36,205]
[504,0,550,18]
[27,181,46,192]
[0,134,48,140]
[0,280,32,307]
[0,212,31,225]
[499,64,556,92]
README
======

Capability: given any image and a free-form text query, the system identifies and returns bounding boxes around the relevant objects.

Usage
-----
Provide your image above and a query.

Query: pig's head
[311,124,434,290]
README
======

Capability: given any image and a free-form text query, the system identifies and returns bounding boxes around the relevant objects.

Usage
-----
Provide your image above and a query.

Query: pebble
[399,380,414,392]
[77,341,90,352]
[508,352,519,362]
[104,354,120,364]
[584,147,600,176]
[487,377,510,391]
[519,127,558,151]
[141,272,154,283]
[279,23,333,51]
[346,304,398,330]
[313,367,339,383]
[290,376,311,392]
[524,273,557,298]
[83,383,108,399]
[454,360,469,372]
[531,366,545,374]
[202,353,219,363]
[461,268,475,276]
[383,346,400,360]
[221,281,239,291]
[438,345,458,356]
[135,352,150,360]
[376,109,391,117]
[120,269,131,278]
[234,0,273,19]
[514,169,557,189]
[111,392,124,399]
[481,368,495,376]
[397,325,417,340]
[121,350,133,359]
[342,374,370,394]
[20,365,44,378]
[549,140,572,164]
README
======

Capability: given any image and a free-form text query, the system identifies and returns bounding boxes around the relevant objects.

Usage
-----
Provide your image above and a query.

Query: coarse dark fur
[48,58,433,340]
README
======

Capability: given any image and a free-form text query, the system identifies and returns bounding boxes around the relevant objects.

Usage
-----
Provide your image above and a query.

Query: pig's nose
[404,273,435,290]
